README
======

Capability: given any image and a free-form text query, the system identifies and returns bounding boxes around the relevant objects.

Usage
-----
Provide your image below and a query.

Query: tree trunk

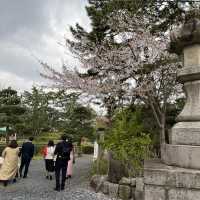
[155,114,166,158]
[77,137,82,157]
[160,114,166,145]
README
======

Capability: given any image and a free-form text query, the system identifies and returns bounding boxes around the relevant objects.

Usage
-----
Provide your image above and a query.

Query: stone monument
[144,10,200,200]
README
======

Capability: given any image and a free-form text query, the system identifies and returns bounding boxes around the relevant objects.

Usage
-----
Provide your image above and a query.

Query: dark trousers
[19,156,31,177]
[55,159,68,189]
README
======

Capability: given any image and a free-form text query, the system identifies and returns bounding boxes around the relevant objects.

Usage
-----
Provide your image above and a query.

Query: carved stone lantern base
[144,159,200,200]
[144,9,200,199]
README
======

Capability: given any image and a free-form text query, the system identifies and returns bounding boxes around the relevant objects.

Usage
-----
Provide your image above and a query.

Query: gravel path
[0,155,112,200]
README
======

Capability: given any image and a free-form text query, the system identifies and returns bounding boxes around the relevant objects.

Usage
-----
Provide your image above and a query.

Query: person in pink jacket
[66,139,75,179]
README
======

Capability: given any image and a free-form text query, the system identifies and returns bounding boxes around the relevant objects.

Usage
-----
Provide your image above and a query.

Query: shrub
[81,145,94,154]
[90,158,108,176]
[34,144,45,156]
[0,144,45,158]
[104,107,152,177]
[0,145,5,154]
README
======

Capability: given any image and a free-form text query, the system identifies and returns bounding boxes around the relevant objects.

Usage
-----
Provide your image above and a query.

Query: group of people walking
[0,134,75,191]
[42,135,75,191]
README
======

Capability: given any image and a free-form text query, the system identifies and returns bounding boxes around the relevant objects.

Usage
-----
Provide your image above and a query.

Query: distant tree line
[0,86,96,143]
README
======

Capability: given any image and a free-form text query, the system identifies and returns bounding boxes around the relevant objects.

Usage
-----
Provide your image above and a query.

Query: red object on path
[42,146,47,157]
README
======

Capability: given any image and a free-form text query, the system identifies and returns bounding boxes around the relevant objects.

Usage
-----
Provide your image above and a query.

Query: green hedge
[34,144,45,156]
[90,158,108,176]
[81,145,94,154]
[0,144,45,156]
[0,144,94,157]
[0,145,5,155]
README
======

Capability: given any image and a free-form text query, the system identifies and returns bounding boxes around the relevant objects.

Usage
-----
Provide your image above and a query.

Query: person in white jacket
[43,140,55,180]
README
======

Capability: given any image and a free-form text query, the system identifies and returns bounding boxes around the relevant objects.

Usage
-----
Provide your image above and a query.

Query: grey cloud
[0,0,52,38]
[0,0,90,91]
[0,43,40,79]
[0,0,89,40]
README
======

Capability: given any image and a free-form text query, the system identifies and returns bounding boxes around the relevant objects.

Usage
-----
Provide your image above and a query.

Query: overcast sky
[0,0,90,92]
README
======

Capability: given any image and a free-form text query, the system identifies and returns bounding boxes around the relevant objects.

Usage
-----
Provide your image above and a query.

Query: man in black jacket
[19,137,35,178]
[54,134,72,191]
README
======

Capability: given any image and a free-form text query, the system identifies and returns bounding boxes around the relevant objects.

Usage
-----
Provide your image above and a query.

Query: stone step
[161,143,200,169]
[144,159,200,200]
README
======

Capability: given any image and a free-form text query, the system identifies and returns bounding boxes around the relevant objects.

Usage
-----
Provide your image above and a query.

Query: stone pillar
[161,10,200,169]
[144,10,200,200]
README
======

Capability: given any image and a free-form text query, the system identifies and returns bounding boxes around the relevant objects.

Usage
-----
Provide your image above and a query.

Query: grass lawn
[0,132,62,155]
[0,132,61,145]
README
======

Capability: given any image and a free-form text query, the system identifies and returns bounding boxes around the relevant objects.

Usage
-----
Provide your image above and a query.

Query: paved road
[0,155,112,200]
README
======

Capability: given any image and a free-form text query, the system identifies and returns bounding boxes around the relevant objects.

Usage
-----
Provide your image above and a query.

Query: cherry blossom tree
[41,12,182,144]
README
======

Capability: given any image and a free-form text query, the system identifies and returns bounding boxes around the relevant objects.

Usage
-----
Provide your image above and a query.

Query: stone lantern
[93,128,105,161]
[144,10,200,200]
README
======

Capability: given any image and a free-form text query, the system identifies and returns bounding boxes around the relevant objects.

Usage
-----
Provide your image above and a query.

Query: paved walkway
[0,155,112,200]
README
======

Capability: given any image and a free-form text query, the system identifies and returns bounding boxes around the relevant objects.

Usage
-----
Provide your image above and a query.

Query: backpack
[61,142,71,159]
[42,146,47,158]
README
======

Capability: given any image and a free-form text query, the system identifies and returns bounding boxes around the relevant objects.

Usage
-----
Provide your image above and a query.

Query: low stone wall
[90,175,144,200]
